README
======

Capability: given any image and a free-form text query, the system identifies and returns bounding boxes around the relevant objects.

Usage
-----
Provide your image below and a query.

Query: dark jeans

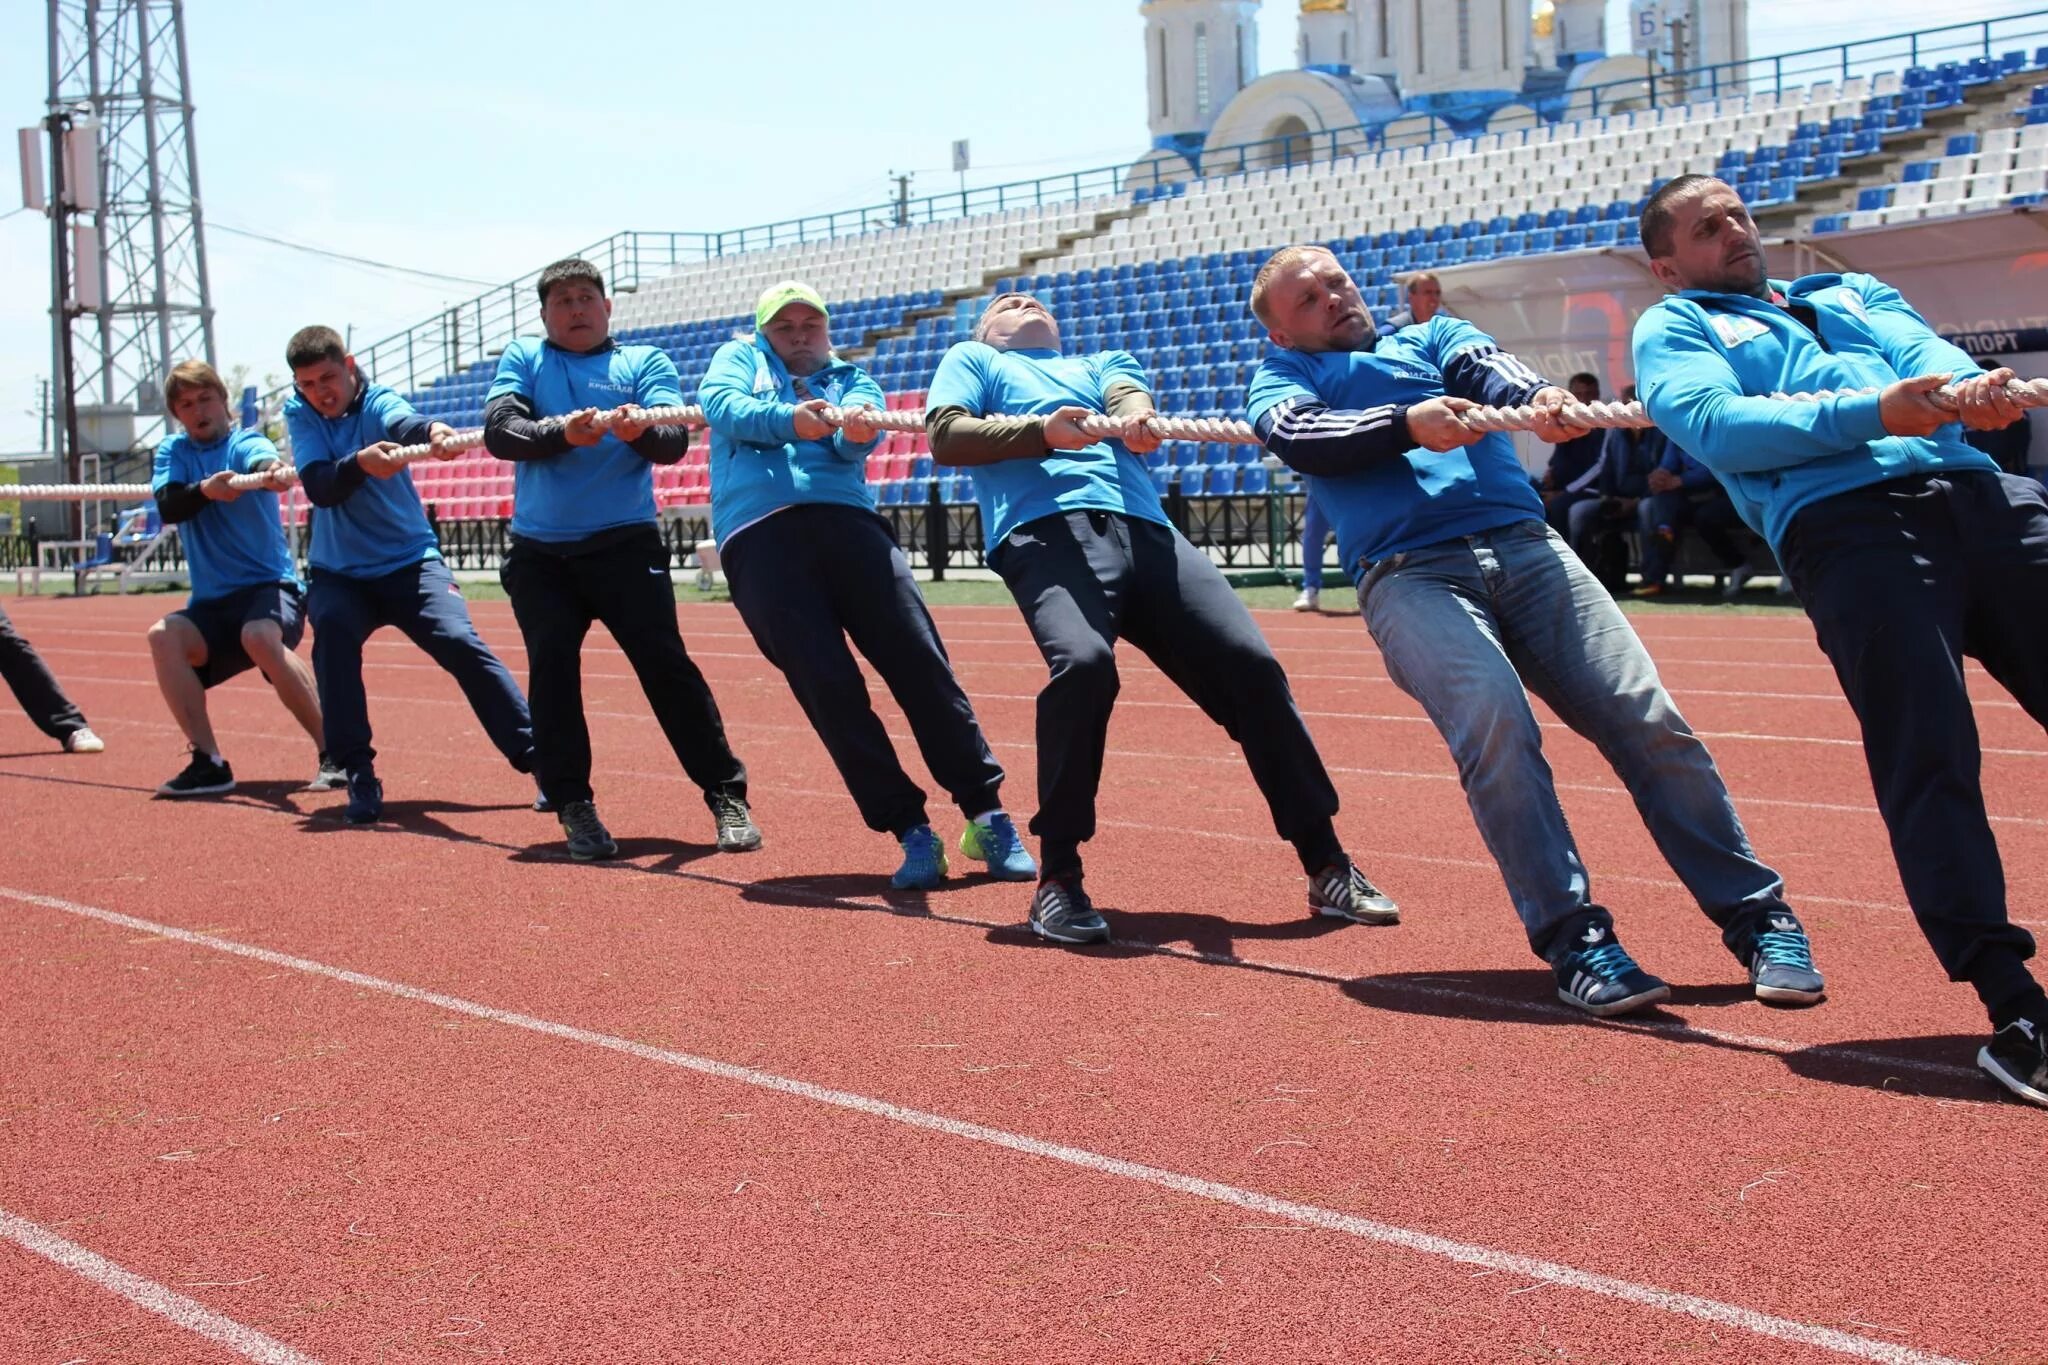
[992,508,1341,879]
[309,558,533,776]
[1781,469,2048,1018]
[1639,488,1746,587]
[724,504,1004,836]
[501,526,745,810]
[0,602,89,740]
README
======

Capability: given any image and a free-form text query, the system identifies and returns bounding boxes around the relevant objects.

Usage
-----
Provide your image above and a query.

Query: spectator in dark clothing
[1539,372,1606,535]
[1637,445,1752,596]
[1964,359,2036,475]
[1565,387,1665,590]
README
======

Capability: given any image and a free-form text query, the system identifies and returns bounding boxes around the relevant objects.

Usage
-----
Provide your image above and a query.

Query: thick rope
[4,468,295,502]
[9,378,2042,500]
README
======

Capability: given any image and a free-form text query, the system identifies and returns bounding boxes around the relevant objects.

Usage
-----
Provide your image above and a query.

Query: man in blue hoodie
[1634,444,1751,597]
[926,292,1397,946]
[1633,174,2048,1108]
[147,359,333,798]
[699,282,1034,890]
[484,258,756,862]
[1246,244,1817,1018]
[285,325,536,826]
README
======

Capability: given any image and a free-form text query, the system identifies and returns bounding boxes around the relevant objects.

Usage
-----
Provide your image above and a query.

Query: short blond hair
[163,359,227,410]
[1406,271,1440,294]
[1249,245,1337,327]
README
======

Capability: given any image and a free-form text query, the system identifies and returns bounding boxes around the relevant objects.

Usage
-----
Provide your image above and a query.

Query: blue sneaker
[891,825,949,890]
[1730,909,1825,1006]
[343,768,383,826]
[1552,919,1670,1017]
[1028,877,1110,946]
[961,813,1037,881]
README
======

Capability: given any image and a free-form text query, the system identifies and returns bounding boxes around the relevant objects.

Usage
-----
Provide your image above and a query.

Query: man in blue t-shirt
[700,282,1033,890]
[483,258,755,862]
[926,292,1396,945]
[1634,174,2048,1107]
[146,359,331,798]
[1246,244,1815,1018]
[285,325,535,825]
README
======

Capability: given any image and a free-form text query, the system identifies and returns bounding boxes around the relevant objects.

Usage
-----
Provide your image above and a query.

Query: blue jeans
[1359,519,1789,960]
[1301,496,1330,592]
[309,558,533,777]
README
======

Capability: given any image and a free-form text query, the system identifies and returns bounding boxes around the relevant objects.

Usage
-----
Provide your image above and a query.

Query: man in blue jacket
[484,258,756,862]
[285,325,535,826]
[927,292,1397,945]
[1247,244,1817,1018]
[147,359,333,798]
[700,282,1033,890]
[1633,174,2048,1107]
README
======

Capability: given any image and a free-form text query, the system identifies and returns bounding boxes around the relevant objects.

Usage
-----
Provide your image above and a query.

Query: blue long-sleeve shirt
[1598,425,1666,498]
[1245,316,1551,581]
[698,337,884,549]
[1633,271,1994,552]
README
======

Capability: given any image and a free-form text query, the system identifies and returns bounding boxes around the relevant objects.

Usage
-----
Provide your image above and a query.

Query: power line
[208,221,498,287]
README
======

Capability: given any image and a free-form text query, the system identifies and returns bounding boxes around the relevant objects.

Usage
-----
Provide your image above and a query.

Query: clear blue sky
[0,0,2036,452]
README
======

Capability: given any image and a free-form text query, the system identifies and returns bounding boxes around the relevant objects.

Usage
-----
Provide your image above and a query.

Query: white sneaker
[1722,564,1756,599]
[1292,588,1320,612]
[63,727,105,754]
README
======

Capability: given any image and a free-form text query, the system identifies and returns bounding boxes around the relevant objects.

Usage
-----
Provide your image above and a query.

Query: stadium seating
[393,55,2047,519]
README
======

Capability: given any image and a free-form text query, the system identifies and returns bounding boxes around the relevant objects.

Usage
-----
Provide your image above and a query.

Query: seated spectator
[1566,385,1664,592]
[1383,272,1444,331]
[1637,445,1753,598]
[1963,358,2035,476]
[1539,372,1606,535]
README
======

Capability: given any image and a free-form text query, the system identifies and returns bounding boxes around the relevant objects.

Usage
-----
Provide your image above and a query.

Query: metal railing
[315,11,2046,407]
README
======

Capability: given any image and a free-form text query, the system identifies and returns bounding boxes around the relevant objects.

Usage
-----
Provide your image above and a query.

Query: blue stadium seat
[2031,106,2048,126]
[877,480,903,506]
[1240,464,1270,495]
[1810,214,1848,234]
[1856,187,1891,210]
[1947,132,1980,157]
[1203,465,1237,495]
[1588,221,1619,246]
[1149,466,1172,495]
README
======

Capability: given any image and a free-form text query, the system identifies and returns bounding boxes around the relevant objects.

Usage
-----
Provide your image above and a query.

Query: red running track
[0,592,2043,1363]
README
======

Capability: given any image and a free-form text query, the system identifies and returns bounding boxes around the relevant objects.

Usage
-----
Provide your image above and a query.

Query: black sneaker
[1551,918,1670,1017]
[344,768,383,826]
[558,800,619,861]
[709,791,762,852]
[306,751,348,792]
[156,750,234,798]
[1028,877,1110,946]
[1307,859,1400,925]
[1979,1018,2048,1109]
[1729,909,1825,1006]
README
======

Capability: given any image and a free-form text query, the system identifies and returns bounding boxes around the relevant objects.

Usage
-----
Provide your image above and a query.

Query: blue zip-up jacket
[697,336,884,549]
[284,383,441,579]
[1654,444,1721,492]
[1633,272,1994,553]
[151,428,300,604]
[1246,315,1552,582]
[1598,425,1666,498]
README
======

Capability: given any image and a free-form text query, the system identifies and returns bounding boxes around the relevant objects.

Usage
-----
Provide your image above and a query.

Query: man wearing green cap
[698,281,1036,889]
[483,256,758,862]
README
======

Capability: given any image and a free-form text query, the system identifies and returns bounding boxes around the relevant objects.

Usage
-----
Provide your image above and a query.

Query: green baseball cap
[755,281,828,332]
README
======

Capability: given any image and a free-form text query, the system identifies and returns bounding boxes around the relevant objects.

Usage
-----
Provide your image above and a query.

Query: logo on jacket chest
[1710,314,1772,348]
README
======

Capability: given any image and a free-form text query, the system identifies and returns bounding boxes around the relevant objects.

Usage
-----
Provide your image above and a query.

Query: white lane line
[0,886,1966,1365]
[0,1207,317,1364]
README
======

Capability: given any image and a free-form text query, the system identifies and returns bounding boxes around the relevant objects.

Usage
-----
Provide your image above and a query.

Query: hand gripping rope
[6,378,2042,500]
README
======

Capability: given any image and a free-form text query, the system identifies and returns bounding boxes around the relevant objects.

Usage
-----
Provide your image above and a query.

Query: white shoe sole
[1558,983,1671,1018]
[1311,899,1400,926]
[1754,980,1825,1006]
[157,779,234,798]
[1978,1048,2048,1107]
[1029,918,1110,946]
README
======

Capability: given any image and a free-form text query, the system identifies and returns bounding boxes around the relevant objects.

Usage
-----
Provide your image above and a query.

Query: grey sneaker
[306,752,348,792]
[1730,909,1825,1006]
[1028,877,1110,946]
[558,800,619,861]
[709,791,762,852]
[1307,860,1400,925]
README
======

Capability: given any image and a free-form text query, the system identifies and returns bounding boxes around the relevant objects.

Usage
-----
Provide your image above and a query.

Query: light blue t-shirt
[924,342,1168,552]
[486,337,683,542]
[151,428,299,604]
[284,384,441,579]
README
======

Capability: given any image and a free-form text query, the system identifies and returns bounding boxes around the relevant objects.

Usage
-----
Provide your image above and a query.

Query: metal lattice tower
[45,0,215,474]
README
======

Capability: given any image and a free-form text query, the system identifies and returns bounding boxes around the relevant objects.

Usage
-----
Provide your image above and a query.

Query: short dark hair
[285,325,347,372]
[537,258,605,305]
[1569,372,1600,391]
[1639,174,1719,257]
